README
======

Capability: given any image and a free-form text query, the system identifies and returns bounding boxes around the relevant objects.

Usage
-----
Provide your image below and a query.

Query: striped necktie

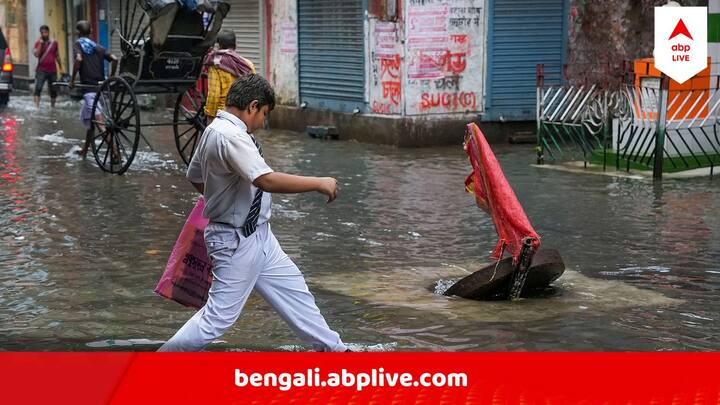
[241,136,264,237]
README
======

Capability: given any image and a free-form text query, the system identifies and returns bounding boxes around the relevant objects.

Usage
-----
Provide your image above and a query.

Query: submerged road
[1,95,719,351]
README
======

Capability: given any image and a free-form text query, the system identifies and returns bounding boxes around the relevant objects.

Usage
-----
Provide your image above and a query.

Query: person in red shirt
[33,25,63,108]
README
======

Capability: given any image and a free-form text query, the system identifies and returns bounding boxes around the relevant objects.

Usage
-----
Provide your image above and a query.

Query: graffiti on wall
[280,22,297,54]
[268,0,299,106]
[370,21,402,114]
[406,0,484,115]
[409,33,469,80]
[407,4,448,79]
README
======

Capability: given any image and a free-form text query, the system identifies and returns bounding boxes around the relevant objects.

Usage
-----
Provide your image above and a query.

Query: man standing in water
[33,25,63,108]
[159,75,348,352]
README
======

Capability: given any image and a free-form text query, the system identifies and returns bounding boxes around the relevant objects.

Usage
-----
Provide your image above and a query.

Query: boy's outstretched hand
[253,172,339,203]
[317,177,338,203]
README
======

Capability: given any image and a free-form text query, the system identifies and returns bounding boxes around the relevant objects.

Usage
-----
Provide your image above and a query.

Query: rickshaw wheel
[173,80,208,165]
[90,76,140,175]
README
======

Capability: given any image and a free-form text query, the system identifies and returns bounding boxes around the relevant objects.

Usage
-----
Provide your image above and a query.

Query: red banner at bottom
[1,353,719,404]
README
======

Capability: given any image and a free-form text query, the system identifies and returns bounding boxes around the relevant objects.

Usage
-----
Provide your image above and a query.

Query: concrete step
[306,125,340,140]
[508,131,537,145]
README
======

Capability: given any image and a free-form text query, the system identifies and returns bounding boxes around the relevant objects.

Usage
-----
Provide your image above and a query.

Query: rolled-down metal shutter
[223,0,264,76]
[298,0,365,112]
[108,1,264,75]
[108,1,149,58]
[109,1,122,57]
[485,0,566,121]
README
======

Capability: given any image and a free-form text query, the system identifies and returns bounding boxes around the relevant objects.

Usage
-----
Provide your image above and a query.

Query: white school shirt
[186,110,273,228]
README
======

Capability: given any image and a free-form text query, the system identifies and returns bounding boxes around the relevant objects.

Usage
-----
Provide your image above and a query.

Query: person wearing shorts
[69,20,117,158]
[79,92,102,130]
[33,25,62,108]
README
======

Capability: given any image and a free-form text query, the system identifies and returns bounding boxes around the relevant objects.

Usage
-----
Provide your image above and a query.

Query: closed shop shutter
[109,1,122,57]
[223,0,264,76]
[298,0,365,112]
[109,1,264,75]
[485,0,566,121]
[108,1,148,59]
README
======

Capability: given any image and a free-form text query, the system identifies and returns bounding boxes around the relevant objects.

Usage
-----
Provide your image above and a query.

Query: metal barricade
[536,62,720,178]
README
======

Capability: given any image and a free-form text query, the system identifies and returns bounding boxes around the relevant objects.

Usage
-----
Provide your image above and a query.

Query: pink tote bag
[154,197,212,309]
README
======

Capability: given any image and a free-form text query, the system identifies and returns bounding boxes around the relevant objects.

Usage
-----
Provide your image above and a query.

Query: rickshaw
[85,0,230,174]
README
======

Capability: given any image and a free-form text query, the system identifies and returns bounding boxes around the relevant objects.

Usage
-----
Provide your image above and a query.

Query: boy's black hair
[216,29,236,50]
[40,25,50,32]
[226,74,276,112]
[76,21,91,36]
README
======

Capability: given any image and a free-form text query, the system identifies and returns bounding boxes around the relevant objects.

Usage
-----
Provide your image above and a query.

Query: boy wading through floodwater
[159,75,348,352]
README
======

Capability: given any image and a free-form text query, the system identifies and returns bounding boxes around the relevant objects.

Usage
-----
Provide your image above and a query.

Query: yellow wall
[44,0,67,71]
[1,0,29,64]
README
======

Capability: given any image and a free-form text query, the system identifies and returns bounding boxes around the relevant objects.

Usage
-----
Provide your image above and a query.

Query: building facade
[5,0,567,140]
[0,0,104,88]
[264,0,569,145]
[6,0,718,145]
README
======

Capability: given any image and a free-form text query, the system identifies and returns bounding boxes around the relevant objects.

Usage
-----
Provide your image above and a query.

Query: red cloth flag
[464,123,540,262]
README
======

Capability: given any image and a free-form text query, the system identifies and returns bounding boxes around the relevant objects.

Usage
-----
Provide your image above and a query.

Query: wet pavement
[1,95,719,351]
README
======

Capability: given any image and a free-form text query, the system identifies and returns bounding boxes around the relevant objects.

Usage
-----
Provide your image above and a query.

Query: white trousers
[159,222,346,352]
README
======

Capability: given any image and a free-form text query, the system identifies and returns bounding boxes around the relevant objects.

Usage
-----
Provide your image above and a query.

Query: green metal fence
[536,63,720,178]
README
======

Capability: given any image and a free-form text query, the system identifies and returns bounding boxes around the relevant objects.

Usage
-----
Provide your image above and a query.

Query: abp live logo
[655,7,707,84]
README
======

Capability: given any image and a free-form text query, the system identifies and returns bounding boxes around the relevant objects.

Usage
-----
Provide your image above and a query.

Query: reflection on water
[1,96,719,351]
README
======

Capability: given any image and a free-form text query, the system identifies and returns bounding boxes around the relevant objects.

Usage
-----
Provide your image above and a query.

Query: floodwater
[1,95,719,351]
